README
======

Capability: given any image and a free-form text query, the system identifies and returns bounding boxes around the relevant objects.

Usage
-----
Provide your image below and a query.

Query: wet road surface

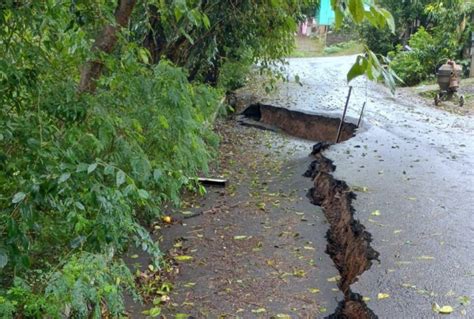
[257,56,474,318]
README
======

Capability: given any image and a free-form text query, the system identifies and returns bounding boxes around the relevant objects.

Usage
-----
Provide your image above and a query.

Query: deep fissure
[306,143,379,319]
[240,104,378,318]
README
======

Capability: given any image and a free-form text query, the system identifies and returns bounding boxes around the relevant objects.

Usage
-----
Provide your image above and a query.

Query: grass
[288,36,363,58]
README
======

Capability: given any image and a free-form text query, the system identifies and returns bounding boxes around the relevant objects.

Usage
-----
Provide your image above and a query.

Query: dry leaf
[377,293,390,300]
[371,210,381,216]
[175,255,193,262]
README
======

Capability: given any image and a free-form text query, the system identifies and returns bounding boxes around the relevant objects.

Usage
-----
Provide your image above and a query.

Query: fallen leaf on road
[458,295,470,306]
[351,186,369,192]
[417,256,435,260]
[432,303,453,314]
[327,275,341,282]
[233,235,247,240]
[251,308,266,314]
[371,210,381,216]
[377,293,390,300]
[308,288,320,294]
[174,255,193,262]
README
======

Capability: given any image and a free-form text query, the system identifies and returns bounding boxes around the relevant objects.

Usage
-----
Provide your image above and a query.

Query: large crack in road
[306,144,379,319]
[242,104,380,318]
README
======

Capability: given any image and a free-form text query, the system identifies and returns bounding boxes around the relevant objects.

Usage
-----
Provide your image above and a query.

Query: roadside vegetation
[359,0,474,86]
[0,1,395,317]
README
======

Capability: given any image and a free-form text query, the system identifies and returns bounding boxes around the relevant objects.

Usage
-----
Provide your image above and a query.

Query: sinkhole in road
[241,103,378,318]
[240,103,357,143]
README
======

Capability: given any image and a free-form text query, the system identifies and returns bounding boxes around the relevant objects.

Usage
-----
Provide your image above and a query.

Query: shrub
[0,57,221,316]
[389,27,438,86]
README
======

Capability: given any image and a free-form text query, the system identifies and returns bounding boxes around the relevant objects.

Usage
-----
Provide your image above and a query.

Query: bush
[359,23,398,56]
[0,56,221,316]
[389,27,438,86]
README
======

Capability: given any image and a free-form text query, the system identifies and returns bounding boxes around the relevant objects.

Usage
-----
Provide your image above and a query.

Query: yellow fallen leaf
[327,275,341,282]
[174,255,193,262]
[393,230,402,234]
[363,296,371,302]
[275,314,291,319]
[371,210,381,216]
[233,235,247,240]
[432,303,454,314]
[251,308,266,314]
[308,288,320,294]
[417,255,435,260]
[377,293,390,300]
[439,306,454,314]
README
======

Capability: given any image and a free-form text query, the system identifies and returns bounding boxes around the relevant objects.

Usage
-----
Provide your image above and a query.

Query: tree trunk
[470,13,474,77]
[78,0,137,93]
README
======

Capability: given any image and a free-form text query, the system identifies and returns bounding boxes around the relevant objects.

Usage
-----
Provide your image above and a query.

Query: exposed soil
[241,103,357,143]
[305,143,379,318]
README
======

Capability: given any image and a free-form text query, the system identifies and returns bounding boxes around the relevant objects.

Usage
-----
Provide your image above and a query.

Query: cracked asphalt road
[256,56,474,318]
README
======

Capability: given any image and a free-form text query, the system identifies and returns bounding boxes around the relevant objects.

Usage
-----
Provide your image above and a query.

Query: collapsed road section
[240,103,357,142]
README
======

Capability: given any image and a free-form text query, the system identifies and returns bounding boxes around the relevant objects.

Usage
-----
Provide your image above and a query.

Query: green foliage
[329,0,399,91]
[359,0,473,86]
[135,0,318,85]
[358,0,431,55]
[358,22,398,56]
[0,1,221,316]
[388,0,472,86]
[388,27,438,86]
[331,0,395,33]
[2,253,135,318]
[0,0,396,317]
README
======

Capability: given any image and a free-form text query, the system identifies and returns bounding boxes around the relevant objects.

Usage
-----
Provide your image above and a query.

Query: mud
[241,103,357,142]
[305,143,379,319]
